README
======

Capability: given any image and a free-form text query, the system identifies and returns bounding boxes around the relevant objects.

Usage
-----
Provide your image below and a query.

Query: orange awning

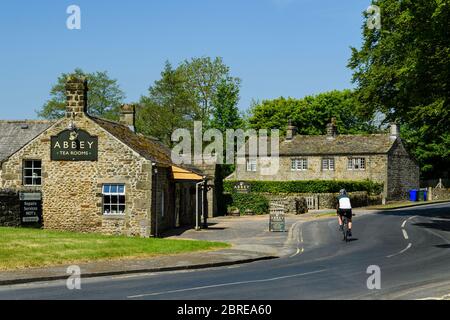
[172,166,203,181]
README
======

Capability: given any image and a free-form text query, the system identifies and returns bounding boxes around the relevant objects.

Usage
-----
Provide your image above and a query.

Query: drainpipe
[195,180,203,231]
[152,162,158,237]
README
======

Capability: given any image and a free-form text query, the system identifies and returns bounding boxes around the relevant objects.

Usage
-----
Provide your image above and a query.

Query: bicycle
[341,215,350,242]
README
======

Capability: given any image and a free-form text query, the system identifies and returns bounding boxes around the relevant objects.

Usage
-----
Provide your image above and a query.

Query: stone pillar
[65,75,88,118]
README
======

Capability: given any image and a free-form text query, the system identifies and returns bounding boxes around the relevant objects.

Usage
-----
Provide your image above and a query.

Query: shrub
[224,180,383,195]
[226,193,269,215]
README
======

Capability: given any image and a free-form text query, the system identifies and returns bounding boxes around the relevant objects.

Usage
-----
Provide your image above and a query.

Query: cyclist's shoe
[339,225,343,232]
[347,230,352,238]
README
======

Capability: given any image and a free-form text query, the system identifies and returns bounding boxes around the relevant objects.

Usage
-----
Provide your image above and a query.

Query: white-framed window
[348,157,366,170]
[291,158,308,171]
[102,184,126,215]
[23,160,42,186]
[322,158,335,171]
[246,159,257,172]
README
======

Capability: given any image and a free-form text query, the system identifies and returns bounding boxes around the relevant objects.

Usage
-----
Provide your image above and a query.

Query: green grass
[0,227,229,271]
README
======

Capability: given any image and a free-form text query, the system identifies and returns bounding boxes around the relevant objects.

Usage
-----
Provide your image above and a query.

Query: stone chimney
[120,104,136,132]
[390,123,399,141]
[65,75,88,118]
[326,117,338,139]
[286,120,297,141]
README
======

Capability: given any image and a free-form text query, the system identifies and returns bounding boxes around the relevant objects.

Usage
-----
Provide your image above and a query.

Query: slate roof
[278,134,396,156]
[0,120,55,162]
[241,133,396,157]
[91,117,174,166]
[90,117,206,177]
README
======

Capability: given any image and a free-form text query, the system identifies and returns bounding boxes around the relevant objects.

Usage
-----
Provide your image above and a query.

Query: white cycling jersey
[338,196,352,209]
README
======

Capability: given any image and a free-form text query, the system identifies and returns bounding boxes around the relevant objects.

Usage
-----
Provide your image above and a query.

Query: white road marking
[418,293,450,301]
[127,269,327,298]
[402,229,409,240]
[401,220,407,228]
[387,243,412,258]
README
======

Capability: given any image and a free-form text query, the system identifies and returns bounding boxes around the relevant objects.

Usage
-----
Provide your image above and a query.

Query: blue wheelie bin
[409,189,418,202]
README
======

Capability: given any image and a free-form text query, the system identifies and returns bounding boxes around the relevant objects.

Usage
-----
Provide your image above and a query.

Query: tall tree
[348,0,450,178]
[179,57,240,127]
[37,69,125,120]
[210,78,242,133]
[137,62,196,145]
[247,90,378,135]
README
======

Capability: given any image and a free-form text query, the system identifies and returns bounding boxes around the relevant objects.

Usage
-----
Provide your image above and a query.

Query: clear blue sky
[0,0,370,120]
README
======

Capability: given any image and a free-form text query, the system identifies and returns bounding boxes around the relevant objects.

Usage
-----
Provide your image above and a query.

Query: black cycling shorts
[337,208,352,219]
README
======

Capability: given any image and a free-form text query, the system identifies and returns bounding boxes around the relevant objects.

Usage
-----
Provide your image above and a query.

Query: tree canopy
[247,90,378,135]
[348,0,450,177]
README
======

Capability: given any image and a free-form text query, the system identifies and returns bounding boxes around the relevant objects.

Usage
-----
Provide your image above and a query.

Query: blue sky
[0,0,371,120]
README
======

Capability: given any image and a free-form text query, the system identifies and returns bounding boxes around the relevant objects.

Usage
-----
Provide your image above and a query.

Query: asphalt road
[1,203,449,300]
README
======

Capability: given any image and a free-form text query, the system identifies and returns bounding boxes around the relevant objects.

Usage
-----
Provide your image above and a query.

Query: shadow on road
[376,204,450,234]
[435,244,450,249]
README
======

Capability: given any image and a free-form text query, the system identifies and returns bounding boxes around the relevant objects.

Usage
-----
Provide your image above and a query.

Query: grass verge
[0,227,229,271]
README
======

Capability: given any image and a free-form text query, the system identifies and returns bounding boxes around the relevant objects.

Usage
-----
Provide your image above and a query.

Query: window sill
[103,214,126,220]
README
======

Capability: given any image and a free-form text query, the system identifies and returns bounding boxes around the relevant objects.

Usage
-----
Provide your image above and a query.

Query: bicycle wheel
[342,217,348,242]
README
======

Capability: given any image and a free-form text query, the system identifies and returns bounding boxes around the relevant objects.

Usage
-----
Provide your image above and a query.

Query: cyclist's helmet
[339,189,347,196]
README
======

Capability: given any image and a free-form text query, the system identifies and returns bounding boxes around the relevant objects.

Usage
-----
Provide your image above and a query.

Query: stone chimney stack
[326,117,338,139]
[286,120,297,141]
[65,75,88,118]
[120,104,136,132]
[390,123,399,141]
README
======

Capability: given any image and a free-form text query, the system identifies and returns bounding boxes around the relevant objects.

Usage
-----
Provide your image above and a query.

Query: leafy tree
[210,78,242,132]
[348,0,450,178]
[138,62,196,145]
[247,90,378,135]
[37,68,125,120]
[179,57,240,126]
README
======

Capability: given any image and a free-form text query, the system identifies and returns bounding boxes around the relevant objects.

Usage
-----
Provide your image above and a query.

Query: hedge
[224,180,383,195]
[224,193,269,215]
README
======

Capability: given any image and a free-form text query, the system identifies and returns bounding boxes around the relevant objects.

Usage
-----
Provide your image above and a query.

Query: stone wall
[431,188,450,201]
[387,140,420,200]
[0,190,20,227]
[0,116,153,237]
[261,191,381,212]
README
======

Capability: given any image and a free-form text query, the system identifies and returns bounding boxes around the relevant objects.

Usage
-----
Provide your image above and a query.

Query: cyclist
[337,189,352,237]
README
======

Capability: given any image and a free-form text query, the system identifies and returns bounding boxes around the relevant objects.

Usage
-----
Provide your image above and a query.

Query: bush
[224,180,383,195]
[226,193,269,215]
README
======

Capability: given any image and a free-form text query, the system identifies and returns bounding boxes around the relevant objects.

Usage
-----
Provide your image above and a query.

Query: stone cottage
[0,76,207,236]
[228,119,420,200]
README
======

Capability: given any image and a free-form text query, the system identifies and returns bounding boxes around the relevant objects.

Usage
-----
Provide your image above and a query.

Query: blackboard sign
[51,129,98,161]
[234,181,251,194]
[19,192,42,226]
[269,212,286,232]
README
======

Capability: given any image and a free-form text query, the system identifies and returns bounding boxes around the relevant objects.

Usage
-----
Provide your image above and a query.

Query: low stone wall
[0,190,20,227]
[431,188,450,201]
[262,191,382,212]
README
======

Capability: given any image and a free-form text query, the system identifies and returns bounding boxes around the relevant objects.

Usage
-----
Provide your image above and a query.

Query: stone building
[228,119,420,200]
[0,76,207,236]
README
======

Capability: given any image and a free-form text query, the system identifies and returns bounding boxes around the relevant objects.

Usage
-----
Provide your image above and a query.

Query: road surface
[1,203,449,300]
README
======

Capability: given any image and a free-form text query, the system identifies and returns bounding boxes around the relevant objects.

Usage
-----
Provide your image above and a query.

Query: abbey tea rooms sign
[51,129,98,161]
